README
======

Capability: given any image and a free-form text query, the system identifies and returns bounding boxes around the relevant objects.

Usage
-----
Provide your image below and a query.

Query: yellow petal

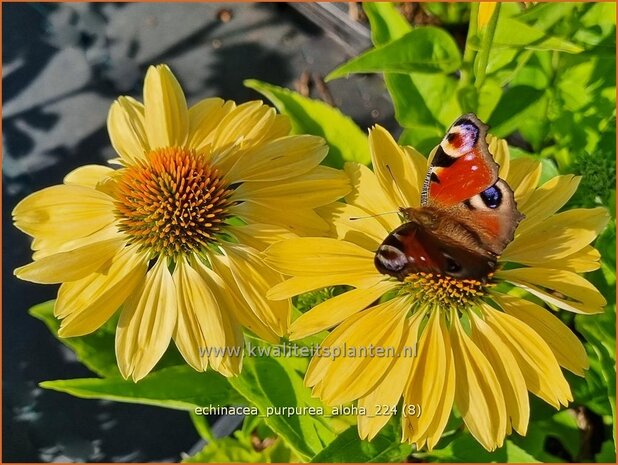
[15,238,124,284]
[494,293,589,376]
[107,96,149,164]
[369,125,425,208]
[173,258,227,372]
[212,312,244,377]
[178,259,244,377]
[231,166,350,206]
[210,101,275,153]
[317,202,390,250]
[188,98,236,153]
[289,280,398,340]
[204,254,279,344]
[227,223,297,251]
[451,316,507,451]
[13,184,115,239]
[481,303,572,408]
[344,162,400,232]
[56,245,146,337]
[540,246,601,273]
[517,175,581,229]
[267,273,384,301]
[306,309,368,389]
[225,135,327,182]
[497,267,606,314]
[143,64,189,149]
[403,311,455,451]
[223,245,290,336]
[312,296,410,405]
[487,135,510,180]
[358,314,423,440]
[230,201,331,236]
[116,257,177,381]
[470,312,529,436]
[503,207,609,264]
[63,165,115,188]
[506,157,542,206]
[31,224,120,259]
[265,237,376,277]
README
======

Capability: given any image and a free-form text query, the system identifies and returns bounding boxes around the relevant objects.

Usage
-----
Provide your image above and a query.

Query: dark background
[2,2,395,461]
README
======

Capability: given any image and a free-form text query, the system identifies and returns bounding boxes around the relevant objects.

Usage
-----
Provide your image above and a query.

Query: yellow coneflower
[265,125,608,451]
[14,65,349,381]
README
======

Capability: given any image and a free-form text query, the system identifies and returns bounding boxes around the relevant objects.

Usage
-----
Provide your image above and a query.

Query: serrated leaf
[311,421,412,463]
[228,351,336,460]
[244,80,369,168]
[327,27,462,80]
[41,365,243,410]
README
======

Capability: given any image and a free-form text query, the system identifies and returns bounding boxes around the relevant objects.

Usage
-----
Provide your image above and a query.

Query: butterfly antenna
[349,211,400,221]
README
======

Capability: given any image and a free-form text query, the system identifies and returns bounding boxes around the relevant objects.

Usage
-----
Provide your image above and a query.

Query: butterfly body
[375,114,523,282]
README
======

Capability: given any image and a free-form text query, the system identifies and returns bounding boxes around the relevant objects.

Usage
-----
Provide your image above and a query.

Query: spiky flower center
[403,272,489,308]
[115,147,233,257]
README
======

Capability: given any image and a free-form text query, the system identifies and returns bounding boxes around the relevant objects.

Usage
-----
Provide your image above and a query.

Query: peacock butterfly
[374,113,524,282]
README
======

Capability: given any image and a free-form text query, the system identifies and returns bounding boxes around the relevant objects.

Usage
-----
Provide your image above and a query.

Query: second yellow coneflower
[266,125,608,451]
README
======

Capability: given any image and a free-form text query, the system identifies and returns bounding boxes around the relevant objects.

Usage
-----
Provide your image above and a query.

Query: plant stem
[474,2,501,89]
[461,3,480,87]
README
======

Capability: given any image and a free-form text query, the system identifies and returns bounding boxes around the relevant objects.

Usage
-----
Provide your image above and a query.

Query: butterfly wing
[422,113,523,256]
[374,220,497,282]
[422,113,498,207]
[374,114,524,282]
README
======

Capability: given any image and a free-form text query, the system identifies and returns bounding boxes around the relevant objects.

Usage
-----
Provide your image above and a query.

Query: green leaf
[476,79,503,122]
[576,308,616,439]
[29,300,185,378]
[398,125,444,155]
[362,2,411,45]
[487,86,545,137]
[244,80,369,168]
[190,411,215,442]
[595,440,617,463]
[183,435,266,463]
[425,434,540,463]
[228,350,336,460]
[516,3,579,31]
[510,406,580,462]
[362,2,454,136]
[311,421,412,463]
[182,428,296,463]
[30,300,119,377]
[485,16,584,53]
[327,27,462,80]
[40,365,243,410]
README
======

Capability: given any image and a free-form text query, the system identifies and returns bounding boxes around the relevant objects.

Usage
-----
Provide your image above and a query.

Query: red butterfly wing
[374,221,497,281]
[422,114,498,207]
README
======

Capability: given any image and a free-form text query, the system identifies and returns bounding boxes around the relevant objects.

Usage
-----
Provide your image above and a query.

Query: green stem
[461,3,480,86]
[474,2,501,89]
